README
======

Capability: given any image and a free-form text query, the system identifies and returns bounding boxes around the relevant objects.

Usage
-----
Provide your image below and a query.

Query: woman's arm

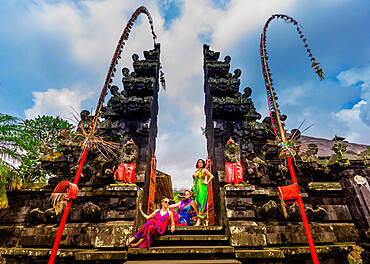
[203,169,214,184]
[139,205,157,220]
[168,201,181,209]
[169,211,175,233]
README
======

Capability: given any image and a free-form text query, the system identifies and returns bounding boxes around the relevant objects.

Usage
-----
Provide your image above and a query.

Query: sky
[0,0,369,190]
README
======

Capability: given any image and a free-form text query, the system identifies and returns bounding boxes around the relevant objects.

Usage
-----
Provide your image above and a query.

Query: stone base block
[0,221,134,248]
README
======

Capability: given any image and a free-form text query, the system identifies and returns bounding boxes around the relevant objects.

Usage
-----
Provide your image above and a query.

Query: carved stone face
[80,110,90,120]
[110,85,119,94]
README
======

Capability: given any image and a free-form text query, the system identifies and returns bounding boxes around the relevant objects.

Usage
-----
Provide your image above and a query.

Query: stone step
[163,225,224,235]
[125,259,242,264]
[152,234,229,246]
[235,249,284,259]
[128,245,236,260]
[75,250,128,261]
[0,248,129,262]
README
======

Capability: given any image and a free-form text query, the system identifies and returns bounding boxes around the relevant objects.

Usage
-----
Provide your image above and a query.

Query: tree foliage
[18,115,74,183]
[173,190,180,203]
[0,114,24,208]
[0,114,74,208]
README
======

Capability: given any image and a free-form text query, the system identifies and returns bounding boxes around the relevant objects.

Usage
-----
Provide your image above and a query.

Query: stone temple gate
[0,43,370,264]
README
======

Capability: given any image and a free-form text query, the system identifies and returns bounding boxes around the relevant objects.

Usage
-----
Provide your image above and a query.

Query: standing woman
[126,198,175,248]
[193,159,214,226]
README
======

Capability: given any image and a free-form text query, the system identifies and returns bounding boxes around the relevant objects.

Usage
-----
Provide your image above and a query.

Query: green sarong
[194,169,208,219]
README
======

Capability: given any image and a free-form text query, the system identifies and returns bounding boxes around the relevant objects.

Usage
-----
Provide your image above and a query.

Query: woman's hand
[203,169,214,185]
[139,204,144,214]
[139,204,152,220]
[169,211,175,233]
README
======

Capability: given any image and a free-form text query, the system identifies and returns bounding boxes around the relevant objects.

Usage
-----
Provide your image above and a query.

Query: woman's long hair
[195,159,206,169]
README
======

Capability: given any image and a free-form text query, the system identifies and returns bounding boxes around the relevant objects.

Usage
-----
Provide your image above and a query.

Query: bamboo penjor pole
[259,14,325,264]
[48,6,157,263]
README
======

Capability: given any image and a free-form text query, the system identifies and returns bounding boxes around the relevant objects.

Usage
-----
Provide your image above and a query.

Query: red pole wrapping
[287,157,320,264]
[48,148,88,264]
[48,200,72,264]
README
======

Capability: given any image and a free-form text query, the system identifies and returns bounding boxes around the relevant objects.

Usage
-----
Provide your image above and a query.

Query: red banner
[278,183,299,203]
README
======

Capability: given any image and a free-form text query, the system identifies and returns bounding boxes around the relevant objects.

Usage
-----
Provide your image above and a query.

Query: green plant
[0,114,23,208]
[0,114,75,208]
[18,115,74,183]
[173,190,180,203]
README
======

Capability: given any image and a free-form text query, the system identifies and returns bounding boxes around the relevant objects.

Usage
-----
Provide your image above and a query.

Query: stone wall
[0,185,141,248]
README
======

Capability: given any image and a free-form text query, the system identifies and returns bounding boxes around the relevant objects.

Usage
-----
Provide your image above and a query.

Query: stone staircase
[125,226,241,264]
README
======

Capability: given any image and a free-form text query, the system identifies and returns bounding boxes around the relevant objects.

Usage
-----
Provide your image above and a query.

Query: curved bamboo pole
[259,14,325,264]
[48,6,157,263]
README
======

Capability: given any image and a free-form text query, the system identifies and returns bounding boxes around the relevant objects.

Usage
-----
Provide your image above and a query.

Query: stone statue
[104,85,126,115]
[119,138,138,163]
[224,138,243,186]
[232,69,241,79]
[122,67,130,77]
[114,139,138,184]
[225,137,241,163]
[76,110,92,135]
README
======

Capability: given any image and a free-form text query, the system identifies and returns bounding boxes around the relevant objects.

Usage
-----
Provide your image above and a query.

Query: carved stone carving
[225,138,241,163]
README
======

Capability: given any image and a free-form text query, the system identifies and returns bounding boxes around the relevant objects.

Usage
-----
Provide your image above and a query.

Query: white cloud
[29,0,158,68]
[280,86,305,106]
[337,66,370,126]
[213,0,294,50]
[337,66,370,88]
[18,0,298,189]
[152,0,294,188]
[334,100,368,143]
[335,100,366,121]
[328,66,370,144]
[25,87,93,121]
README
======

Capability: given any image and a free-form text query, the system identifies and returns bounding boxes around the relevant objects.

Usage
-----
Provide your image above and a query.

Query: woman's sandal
[125,239,132,249]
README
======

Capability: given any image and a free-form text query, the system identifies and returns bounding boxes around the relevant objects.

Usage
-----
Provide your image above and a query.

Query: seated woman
[126,198,175,248]
[169,190,198,226]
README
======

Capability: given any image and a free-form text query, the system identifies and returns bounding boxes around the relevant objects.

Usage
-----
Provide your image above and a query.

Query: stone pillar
[203,44,264,225]
[101,44,161,203]
[339,169,370,262]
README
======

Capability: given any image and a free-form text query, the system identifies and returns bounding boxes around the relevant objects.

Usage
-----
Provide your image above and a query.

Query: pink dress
[133,210,169,248]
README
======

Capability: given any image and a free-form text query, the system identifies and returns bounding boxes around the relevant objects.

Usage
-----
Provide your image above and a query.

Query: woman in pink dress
[126,198,175,248]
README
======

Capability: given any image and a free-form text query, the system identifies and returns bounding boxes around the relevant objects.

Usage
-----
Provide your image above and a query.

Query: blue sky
[0,0,369,189]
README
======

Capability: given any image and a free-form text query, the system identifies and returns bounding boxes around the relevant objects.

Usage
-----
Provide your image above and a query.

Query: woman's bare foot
[204,219,209,226]
[130,238,145,248]
[195,218,201,226]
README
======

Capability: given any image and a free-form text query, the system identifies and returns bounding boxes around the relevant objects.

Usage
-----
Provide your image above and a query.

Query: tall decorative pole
[260,14,325,264]
[48,6,157,264]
